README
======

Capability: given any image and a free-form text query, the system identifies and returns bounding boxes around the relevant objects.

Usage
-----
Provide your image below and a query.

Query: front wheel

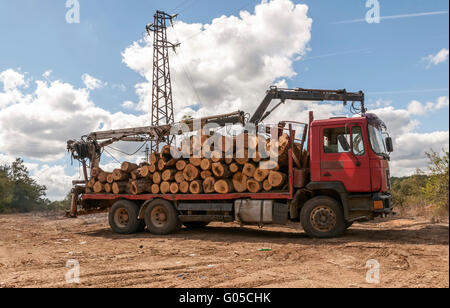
[300,196,346,238]
[144,199,181,235]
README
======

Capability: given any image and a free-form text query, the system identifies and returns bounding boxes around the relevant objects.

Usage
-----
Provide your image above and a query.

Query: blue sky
[0,0,448,199]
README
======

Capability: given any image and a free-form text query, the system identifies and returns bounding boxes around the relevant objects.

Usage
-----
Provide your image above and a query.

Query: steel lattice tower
[146,11,178,153]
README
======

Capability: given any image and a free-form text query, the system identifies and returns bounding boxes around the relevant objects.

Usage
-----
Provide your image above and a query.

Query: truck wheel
[144,199,181,235]
[109,200,141,234]
[183,222,210,229]
[300,196,346,238]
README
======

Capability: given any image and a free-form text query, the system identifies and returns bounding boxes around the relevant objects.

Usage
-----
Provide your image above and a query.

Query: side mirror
[385,137,394,153]
[338,135,350,152]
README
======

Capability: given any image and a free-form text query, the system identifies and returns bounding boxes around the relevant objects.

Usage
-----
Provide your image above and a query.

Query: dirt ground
[0,213,448,288]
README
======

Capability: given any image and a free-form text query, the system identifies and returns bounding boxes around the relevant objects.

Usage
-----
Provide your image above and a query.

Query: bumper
[373,192,394,214]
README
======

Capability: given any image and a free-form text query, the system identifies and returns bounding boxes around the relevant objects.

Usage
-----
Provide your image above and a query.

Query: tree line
[0,159,69,214]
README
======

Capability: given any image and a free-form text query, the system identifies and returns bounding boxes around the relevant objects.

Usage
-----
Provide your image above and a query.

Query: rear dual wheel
[109,200,145,234]
[144,199,181,235]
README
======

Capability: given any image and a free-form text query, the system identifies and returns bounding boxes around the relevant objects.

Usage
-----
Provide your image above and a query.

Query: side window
[352,126,365,156]
[323,127,350,154]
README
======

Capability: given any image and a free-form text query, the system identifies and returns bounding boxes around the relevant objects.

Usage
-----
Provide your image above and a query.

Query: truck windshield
[368,124,387,155]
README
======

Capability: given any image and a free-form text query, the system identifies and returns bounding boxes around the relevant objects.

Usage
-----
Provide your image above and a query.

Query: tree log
[200,159,212,171]
[113,182,129,194]
[180,182,190,194]
[212,163,230,178]
[211,151,223,163]
[91,167,103,178]
[93,182,104,193]
[229,163,240,173]
[150,153,159,165]
[200,170,213,180]
[242,163,256,178]
[139,165,151,178]
[176,160,187,171]
[170,182,180,194]
[232,172,248,193]
[202,177,216,194]
[183,164,200,181]
[259,160,280,171]
[153,172,162,185]
[162,169,176,182]
[263,179,272,192]
[175,171,185,184]
[235,150,249,165]
[112,169,129,181]
[247,179,262,193]
[224,157,234,164]
[157,159,167,171]
[104,183,112,194]
[189,157,202,167]
[190,180,203,194]
[268,171,287,188]
[130,169,140,181]
[121,162,138,173]
[130,179,151,195]
[214,179,234,194]
[151,184,160,194]
[254,168,270,182]
[87,178,96,188]
[97,172,109,184]
[149,164,157,173]
[160,181,171,194]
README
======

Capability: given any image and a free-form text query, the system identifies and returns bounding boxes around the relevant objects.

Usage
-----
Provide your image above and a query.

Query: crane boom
[250,86,365,125]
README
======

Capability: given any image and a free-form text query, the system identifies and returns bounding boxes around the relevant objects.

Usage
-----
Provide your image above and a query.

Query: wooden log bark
[97,172,109,184]
[183,164,200,181]
[87,178,96,189]
[200,170,213,180]
[112,169,129,181]
[232,172,248,193]
[160,181,171,194]
[121,162,138,173]
[247,179,262,193]
[200,159,212,171]
[153,172,162,185]
[93,182,104,193]
[212,163,230,178]
[151,184,160,194]
[175,171,185,184]
[190,180,203,194]
[263,179,272,192]
[170,182,180,194]
[130,169,140,181]
[176,160,187,171]
[202,177,216,194]
[162,169,176,182]
[242,163,256,178]
[268,171,287,188]
[214,179,234,194]
[130,179,151,195]
[113,182,129,194]
[180,181,190,194]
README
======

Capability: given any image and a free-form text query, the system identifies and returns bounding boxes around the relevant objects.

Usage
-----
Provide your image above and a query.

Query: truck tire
[183,222,210,229]
[144,199,181,235]
[300,196,346,238]
[109,200,142,234]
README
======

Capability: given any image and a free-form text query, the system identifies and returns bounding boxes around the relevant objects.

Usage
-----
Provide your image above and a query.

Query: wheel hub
[151,206,168,227]
[310,206,336,232]
[114,209,130,228]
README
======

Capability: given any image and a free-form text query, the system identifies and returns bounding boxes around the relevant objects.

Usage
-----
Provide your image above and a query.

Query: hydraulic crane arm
[250,86,366,125]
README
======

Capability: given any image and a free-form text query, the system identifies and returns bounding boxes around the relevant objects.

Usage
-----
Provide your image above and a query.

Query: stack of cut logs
[87,133,300,195]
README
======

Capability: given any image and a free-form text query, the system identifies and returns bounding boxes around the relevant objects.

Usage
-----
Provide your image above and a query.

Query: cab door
[320,125,371,192]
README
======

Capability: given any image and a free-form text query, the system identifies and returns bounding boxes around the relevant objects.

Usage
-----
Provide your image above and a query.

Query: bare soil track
[0,213,448,288]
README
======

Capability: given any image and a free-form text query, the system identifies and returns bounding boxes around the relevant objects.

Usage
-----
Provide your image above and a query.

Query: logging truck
[67,87,394,238]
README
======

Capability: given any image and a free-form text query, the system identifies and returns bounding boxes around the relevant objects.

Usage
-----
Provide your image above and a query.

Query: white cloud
[122,0,312,120]
[122,100,135,109]
[28,164,77,201]
[81,73,107,90]
[407,96,449,115]
[423,48,449,68]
